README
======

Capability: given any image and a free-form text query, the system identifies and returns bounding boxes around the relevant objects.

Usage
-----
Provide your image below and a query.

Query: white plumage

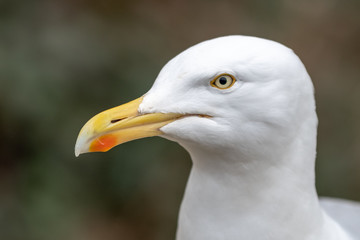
[75,36,360,240]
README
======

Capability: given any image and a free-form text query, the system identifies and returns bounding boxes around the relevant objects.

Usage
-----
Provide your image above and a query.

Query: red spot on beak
[90,135,117,152]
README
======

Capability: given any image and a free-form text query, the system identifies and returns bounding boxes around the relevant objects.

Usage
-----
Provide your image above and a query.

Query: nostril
[110,118,126,124]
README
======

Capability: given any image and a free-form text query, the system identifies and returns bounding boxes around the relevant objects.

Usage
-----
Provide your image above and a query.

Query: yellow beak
[74,96,184,156]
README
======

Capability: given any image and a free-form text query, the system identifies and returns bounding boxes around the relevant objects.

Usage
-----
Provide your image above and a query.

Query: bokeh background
[0,0,359,239]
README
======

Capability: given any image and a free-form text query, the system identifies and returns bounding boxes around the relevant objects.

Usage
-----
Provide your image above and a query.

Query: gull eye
[210,74,236,89]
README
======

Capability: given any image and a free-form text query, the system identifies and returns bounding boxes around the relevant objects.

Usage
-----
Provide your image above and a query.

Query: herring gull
[75,36,360,240]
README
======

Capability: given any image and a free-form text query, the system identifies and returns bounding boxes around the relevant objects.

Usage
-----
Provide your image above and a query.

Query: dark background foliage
[0,0,359,239]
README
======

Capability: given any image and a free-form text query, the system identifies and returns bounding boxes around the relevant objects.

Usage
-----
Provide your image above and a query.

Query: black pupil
[219,77,228,85]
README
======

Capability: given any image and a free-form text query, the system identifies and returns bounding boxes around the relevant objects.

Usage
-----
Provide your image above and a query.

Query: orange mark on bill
[90,134,117,152]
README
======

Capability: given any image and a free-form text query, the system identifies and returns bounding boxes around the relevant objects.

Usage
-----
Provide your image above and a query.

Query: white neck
[175,126,351,240]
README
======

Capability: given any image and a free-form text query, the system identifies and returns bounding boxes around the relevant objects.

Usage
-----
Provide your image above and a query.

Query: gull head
[75,36,317,159]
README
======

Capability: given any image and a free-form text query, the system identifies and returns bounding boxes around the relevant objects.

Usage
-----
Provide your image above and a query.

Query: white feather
[138,36,359,240]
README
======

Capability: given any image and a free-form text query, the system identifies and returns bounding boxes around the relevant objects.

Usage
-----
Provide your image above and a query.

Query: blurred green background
[0,0,359,239]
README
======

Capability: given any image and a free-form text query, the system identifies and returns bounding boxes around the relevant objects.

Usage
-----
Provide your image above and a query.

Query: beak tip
[75,149,80,157]
[74,134,88,157]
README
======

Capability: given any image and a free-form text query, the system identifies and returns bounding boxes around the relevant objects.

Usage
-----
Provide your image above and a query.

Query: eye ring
[210,74,236,89]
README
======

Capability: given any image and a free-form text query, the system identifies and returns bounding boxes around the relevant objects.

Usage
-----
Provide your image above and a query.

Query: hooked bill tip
[74,134,87,157]
[75,149,80,157]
